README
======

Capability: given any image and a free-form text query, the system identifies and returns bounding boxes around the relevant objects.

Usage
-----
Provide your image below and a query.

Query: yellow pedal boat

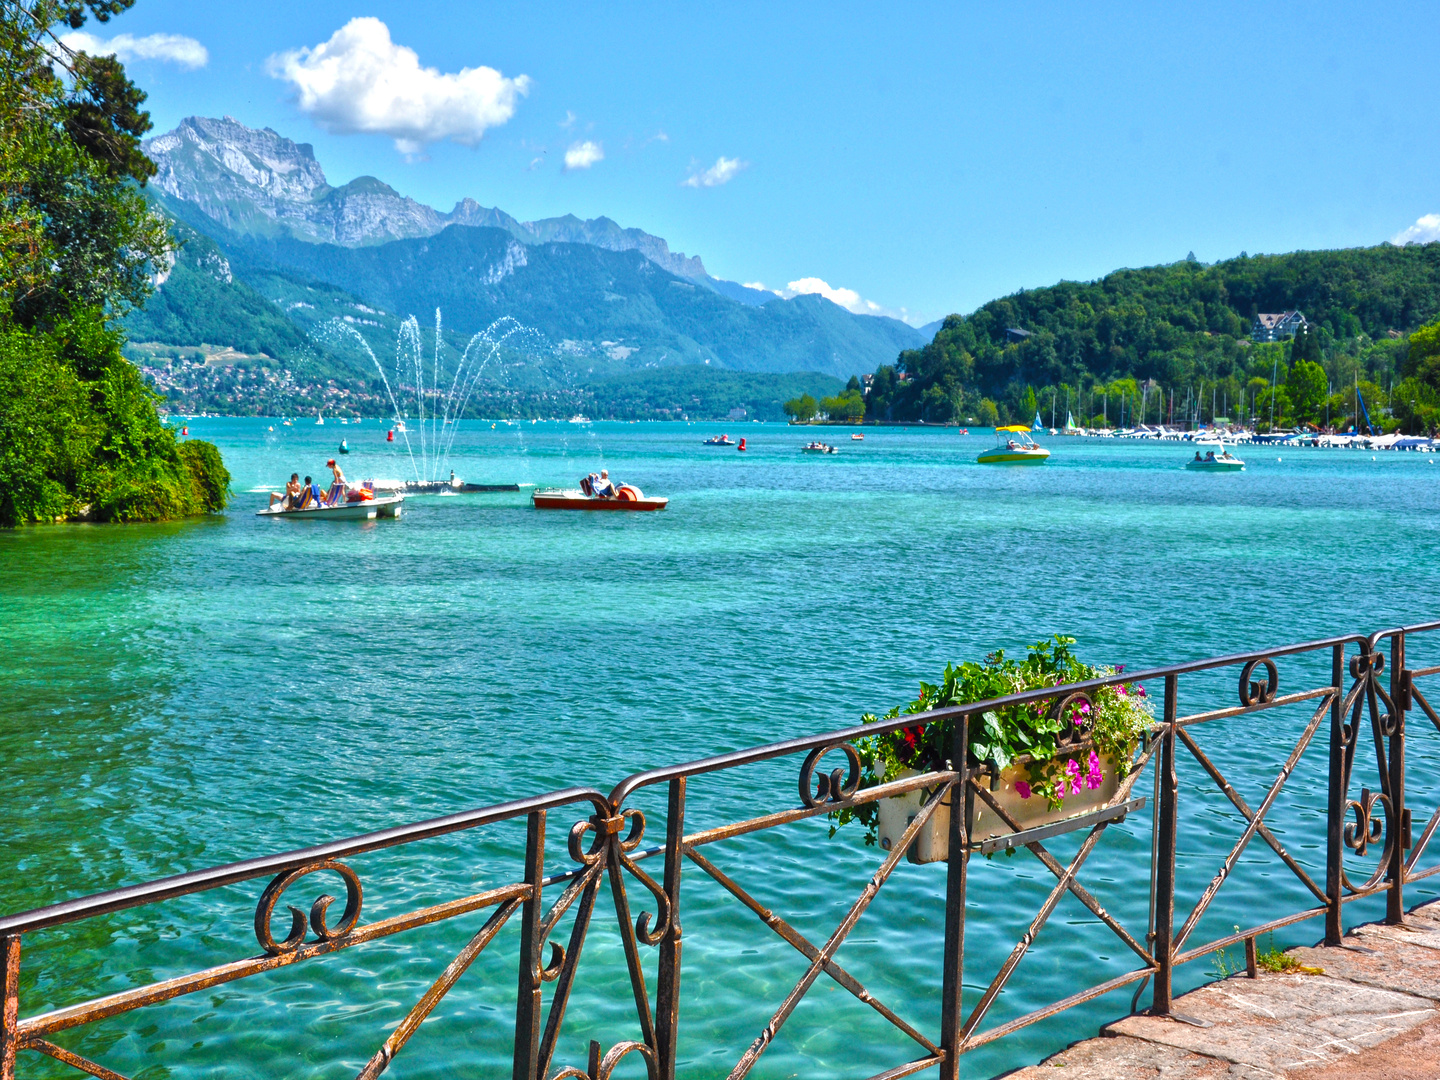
[977,425,1051,465]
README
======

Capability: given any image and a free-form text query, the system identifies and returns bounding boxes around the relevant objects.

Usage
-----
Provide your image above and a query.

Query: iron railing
[3,621,1440,1079]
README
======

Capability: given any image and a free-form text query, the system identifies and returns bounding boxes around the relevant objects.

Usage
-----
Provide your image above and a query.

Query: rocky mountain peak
[142,116,708,277]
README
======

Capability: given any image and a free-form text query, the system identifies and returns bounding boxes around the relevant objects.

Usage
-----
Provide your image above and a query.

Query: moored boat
[977,425,1051,465]
[801,441,837,454]
[532,487,668,511]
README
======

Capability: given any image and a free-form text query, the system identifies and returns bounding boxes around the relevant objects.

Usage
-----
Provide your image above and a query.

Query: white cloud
[1392,213,1440,246]
[751,276,911,322]
[564,140,603,171]
[267,18,529,155]
[682,156,748,188]
[59,30,208,69]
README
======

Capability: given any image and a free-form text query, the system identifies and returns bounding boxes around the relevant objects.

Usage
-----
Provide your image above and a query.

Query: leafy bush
[835,637,1154,842]
[0,313,230,525]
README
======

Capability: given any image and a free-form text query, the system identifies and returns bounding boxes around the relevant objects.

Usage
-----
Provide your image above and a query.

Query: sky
[65,1,1440,326]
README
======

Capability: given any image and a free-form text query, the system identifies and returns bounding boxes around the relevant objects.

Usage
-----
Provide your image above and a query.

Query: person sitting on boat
[1205,450,1216,461]
[269,473,301,509]
[591,469,616,497]
[1193,451,1203,462]
[291,475,321,510]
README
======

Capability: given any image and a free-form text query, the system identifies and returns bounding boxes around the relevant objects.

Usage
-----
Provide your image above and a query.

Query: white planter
[876,773,952,864]
[876,758,1121,864]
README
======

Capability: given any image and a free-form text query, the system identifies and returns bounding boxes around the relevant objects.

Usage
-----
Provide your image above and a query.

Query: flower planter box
[876,759,1121,864]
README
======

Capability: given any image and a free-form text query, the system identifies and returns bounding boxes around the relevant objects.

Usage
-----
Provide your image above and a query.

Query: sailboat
[1032,411,1044,431]
[1064,411,1081,434]
[315,412,325,426]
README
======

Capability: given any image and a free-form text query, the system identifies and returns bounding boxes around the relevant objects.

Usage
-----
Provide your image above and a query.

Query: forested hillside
[867,244,1440,431]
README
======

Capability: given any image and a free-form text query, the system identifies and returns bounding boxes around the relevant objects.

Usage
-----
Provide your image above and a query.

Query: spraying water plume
[320,312,548,482]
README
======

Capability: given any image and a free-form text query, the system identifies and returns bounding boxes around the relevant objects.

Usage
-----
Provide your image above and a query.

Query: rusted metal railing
[3,621,1439,1079]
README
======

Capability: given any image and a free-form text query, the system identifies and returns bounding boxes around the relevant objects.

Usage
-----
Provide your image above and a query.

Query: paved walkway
[1004,899,1440,1079]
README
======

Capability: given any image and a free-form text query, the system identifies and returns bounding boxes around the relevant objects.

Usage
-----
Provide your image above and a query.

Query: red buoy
[387,429,395,442]
[738,437,747,451]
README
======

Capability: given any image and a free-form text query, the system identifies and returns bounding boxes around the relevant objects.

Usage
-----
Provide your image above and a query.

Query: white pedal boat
[257,494,405,520]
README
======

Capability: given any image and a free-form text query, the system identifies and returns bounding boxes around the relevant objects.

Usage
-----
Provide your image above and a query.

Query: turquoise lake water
[6,417,1440,1078]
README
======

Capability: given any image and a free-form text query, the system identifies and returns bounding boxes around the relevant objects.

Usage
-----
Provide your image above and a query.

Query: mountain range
[126,116,919,408]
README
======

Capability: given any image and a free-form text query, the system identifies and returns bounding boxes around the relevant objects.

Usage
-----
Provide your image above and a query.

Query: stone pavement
[1002,899,1440,1079]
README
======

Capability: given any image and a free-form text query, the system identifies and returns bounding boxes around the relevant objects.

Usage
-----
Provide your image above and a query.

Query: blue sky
[73,1,1440,325]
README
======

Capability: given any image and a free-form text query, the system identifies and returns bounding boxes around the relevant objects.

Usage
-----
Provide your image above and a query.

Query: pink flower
[1117,685,1128,696]
[1116,665,1126,673]
[1086,750,1103,789]
[1065,758,1082,795]
[1016,780,1032,800]
[1136,685,1146,697]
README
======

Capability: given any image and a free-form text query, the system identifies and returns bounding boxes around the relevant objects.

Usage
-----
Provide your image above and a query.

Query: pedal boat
[532,487,668,511]
[257,493,404,520]
[1185,451,1245,471]
[703,435,734,446]
[977,426,1051,465]
[801,442,837,454]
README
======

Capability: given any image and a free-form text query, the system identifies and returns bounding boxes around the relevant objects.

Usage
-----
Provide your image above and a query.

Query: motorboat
[704,434,734,445]
[802,442,837,454]
[532,487,668,511]
[851,433,864,440]
[977,426,1051,465]
[1185,450,1245,471]
[257,489,404,520]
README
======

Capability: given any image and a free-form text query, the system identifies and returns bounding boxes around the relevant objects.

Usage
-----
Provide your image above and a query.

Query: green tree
[0,0,227,525]
[1405,318,1440,389]
[820,390,864,421]
[783,393,818,422]
[1020,385,1038,424]
[1285,359,1327,425]
[976,398,1000,427]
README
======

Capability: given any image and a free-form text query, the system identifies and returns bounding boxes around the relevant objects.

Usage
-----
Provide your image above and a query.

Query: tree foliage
[0,0,227,524]
[783,393,818,422]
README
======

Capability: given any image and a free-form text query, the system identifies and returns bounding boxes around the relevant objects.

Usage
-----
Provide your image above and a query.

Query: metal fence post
[1388,632,1407,925]
[1326,643,1345,945]
[939,714,970,1080]
[513,811,546,1080]
[654,777,686,1080]
[1151,674,1178,1015]
[2,934,20,1080]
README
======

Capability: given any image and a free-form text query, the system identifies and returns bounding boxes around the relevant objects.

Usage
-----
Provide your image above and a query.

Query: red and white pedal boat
[532,486,668,511]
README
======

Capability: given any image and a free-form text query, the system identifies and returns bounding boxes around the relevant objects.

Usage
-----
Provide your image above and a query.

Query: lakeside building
[1251,311,1308,342]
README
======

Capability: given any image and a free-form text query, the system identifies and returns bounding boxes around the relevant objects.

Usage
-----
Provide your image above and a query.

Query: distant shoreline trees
[861,245,1440,434]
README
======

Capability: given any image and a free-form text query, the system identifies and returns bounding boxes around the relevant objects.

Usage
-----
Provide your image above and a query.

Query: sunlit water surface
[6,418,1440,1079]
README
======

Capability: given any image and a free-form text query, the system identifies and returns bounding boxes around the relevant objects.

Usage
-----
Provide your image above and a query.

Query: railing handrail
[0,786,609,937]
[8,623,1421,937]
[606,627,1390,804]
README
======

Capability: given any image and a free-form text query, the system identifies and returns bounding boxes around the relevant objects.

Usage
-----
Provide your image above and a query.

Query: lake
[5,418,1440,1078]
